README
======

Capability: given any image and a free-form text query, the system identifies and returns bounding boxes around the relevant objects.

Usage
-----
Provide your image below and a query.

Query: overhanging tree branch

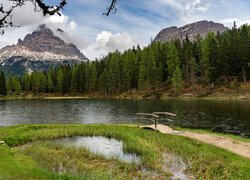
[103,0,118,16]
[33,0,67,16]
[0,0,118,35]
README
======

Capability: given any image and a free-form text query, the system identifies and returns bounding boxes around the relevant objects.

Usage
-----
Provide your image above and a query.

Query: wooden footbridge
[136,112,176,129]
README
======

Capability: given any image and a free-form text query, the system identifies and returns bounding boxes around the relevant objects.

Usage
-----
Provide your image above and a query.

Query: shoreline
[0,92,250,101]
[1,82,250,100]
[1,123,249,141]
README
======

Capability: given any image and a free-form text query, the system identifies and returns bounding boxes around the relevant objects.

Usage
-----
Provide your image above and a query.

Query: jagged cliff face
[154,20,228,42]
[0,24,88,75]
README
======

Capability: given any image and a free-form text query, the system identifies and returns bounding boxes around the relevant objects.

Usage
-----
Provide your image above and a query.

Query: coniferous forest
[0,24,250,96]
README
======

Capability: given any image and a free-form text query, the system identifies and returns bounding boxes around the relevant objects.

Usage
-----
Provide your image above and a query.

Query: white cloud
[82,31,138,60]
[70,21,77,30]
[221,18,250,28]
[96,31,113,49]
[187,0,209,12]
[161,0,209,13]
[96,31,138,52]
[46,13,69,24]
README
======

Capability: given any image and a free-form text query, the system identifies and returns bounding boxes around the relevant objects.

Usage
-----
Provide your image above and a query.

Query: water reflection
[52,136,140,164]
[0,99,249,134]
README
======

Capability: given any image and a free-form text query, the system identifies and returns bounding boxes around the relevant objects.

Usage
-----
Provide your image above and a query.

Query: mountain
[154,20,228,42]
[0,24,88,75]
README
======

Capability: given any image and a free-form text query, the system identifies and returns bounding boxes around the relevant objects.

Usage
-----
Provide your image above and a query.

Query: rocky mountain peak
[154,20,228,42]
[0,24,88,75]
[14,24,87,60]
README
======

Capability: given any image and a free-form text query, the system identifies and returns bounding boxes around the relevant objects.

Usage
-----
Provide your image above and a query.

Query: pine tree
[217,35,230,82]
[22,74,31,92]
[138,50,148,89]
[0,71,7,96]
[167,43,183,93]
[171,66,183,93]
[99,68,108,94]
[30,73,40,94]
[109,52,121,93]
[228,22,241,78]
[70,65,80,92]
[239,25,250,82]
[188,57,198,90]
[167,43,180,76]
[121,51,132,91]
[57,68,63,93]
[183,34,193,82]
[107,69,115,96]
[14,79,21,95]
[201,34,211,84]
[208,35,219,83]
[47,75,53,93]
[89,63,97,93]
[39,73,47,93]
[47,66,55,92]
[79,64,86,92]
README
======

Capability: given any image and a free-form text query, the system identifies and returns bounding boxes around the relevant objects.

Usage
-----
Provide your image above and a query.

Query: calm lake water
[52,136,140,164]
[0,99,249,135]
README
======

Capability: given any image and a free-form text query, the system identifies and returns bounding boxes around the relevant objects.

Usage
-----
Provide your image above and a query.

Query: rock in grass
[0,141,4,144]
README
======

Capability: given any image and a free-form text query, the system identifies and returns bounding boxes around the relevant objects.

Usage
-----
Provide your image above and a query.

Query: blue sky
[1,0,250,59]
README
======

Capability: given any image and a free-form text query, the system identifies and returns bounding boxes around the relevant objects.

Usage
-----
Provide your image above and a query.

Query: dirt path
[140,124,250,159]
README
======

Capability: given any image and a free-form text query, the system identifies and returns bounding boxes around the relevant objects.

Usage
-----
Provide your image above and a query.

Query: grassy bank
[0,124,250,179]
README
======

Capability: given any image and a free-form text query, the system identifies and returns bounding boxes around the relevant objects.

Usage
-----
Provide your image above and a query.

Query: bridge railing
[136,112,176,129]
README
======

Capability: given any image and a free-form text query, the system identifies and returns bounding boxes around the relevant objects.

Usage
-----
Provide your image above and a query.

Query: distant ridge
[154,20,228,42]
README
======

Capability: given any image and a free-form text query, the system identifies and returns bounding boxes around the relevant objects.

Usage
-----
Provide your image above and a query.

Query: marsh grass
[0,124,250,179]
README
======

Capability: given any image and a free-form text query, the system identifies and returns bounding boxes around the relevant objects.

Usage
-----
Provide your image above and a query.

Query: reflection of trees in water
[0,100,7,111]
[0,99,249,133]
[135,100,250,132]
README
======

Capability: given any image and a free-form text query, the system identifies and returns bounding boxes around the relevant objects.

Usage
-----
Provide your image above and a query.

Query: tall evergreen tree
[89,63,97,93]
[201,34,211,84]
[167,43,183,92]
[239,25,250,82]
[57,68,63,93]
[0,71,7,96]
[172,66,183,93]
[208,34,219,83]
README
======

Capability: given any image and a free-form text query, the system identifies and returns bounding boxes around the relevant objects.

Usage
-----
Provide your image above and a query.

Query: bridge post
[154,117,157,129]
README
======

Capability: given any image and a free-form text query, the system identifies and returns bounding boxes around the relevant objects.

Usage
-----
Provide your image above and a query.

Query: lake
[0,99,249,135]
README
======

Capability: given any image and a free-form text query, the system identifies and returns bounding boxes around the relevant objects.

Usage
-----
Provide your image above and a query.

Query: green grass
[173,127,250,142]
[0,124,250,179]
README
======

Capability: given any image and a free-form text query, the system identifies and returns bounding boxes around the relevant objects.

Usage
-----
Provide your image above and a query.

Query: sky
[1,0,250,60]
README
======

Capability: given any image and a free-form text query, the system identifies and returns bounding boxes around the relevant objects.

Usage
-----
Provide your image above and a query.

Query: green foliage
[201,33,212,83]
[0,71,7,95]
[56,68,63,93]
[167,43,183,92]
[167,43,180,76]
[4,24,250,96]
[171,66,183,93]
[6,75,21,95]
[89,63,97,92]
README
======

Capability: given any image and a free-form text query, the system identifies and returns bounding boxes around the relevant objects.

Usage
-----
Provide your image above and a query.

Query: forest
[0,23,249,96]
